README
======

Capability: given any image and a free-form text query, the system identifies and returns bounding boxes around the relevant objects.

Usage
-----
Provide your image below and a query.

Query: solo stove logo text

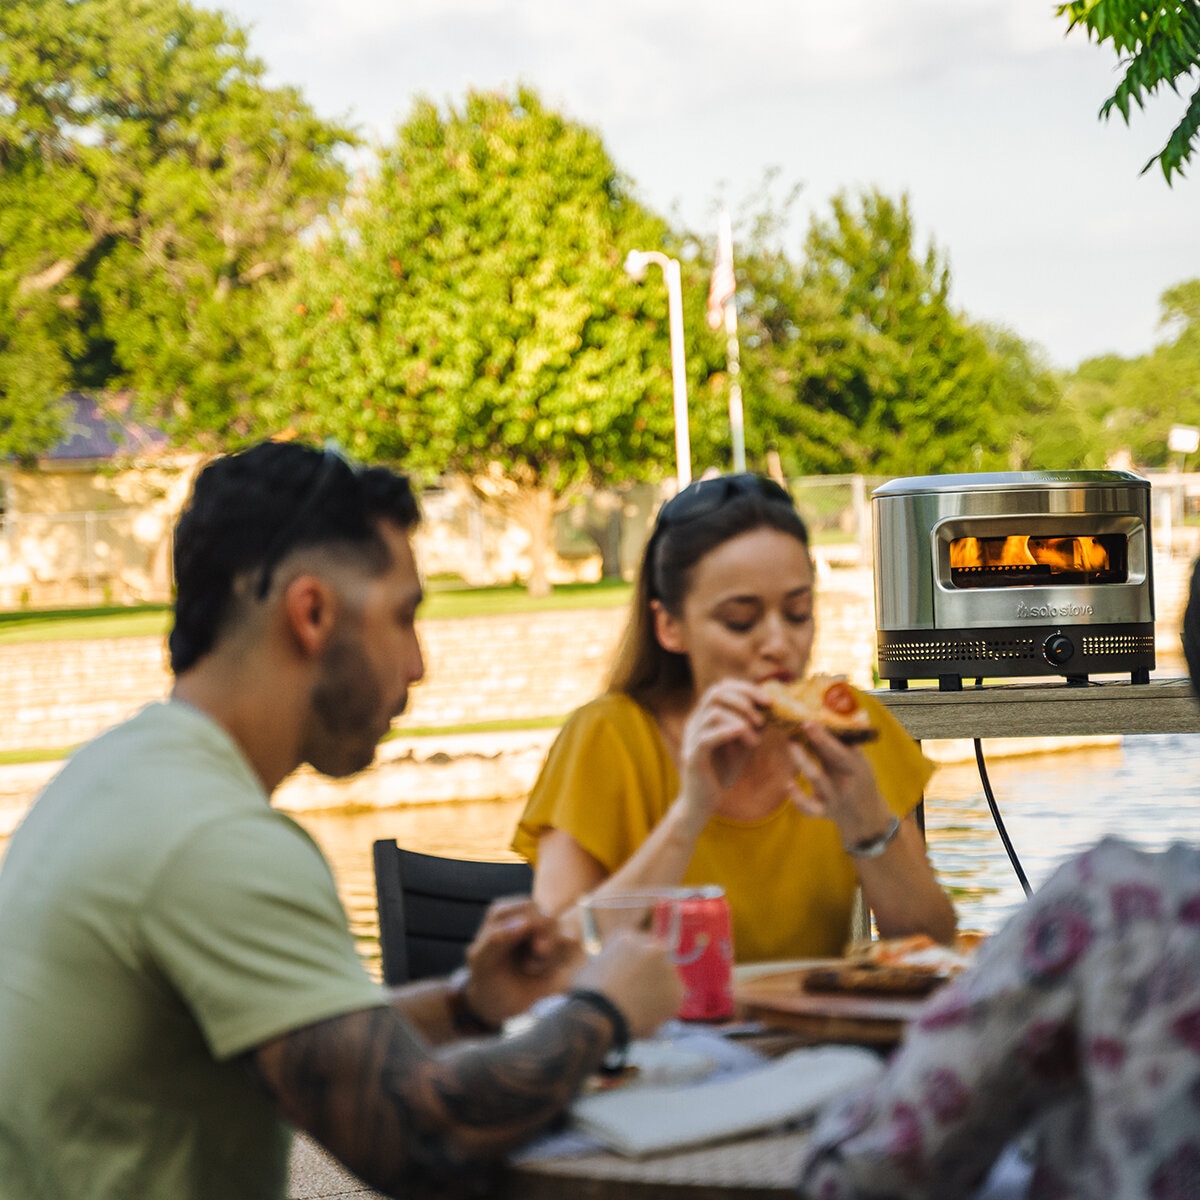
[1016,601,1094,619]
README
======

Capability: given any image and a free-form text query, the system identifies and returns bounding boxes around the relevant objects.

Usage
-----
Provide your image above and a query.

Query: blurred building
[0,394,197,608]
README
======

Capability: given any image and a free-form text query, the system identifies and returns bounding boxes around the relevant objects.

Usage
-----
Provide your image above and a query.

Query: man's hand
[462,896,579,1028]
[571,930,682,1039]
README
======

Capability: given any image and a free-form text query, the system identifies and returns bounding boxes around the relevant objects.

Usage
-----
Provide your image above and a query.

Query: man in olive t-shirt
[0,442,680,1199]
[0,700,383,1198]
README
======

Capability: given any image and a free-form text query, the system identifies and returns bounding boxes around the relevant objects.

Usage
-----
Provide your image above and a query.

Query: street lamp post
[624,248,692,489]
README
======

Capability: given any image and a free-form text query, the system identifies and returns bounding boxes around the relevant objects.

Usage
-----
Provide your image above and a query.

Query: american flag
[706,209,736,330]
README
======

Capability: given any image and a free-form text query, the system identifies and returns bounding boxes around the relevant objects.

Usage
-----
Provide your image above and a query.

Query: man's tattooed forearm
[255,996,614,1198]
[428,1004,609,1127]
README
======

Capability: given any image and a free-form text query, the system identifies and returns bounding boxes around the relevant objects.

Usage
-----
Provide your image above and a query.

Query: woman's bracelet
[567,988,631,1073]
[844,814,902,859]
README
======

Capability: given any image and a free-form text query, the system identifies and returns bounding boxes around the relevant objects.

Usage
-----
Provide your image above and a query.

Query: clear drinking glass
[578,887,687,958]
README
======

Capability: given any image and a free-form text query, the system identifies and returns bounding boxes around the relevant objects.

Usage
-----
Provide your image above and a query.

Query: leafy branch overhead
[1058,0,1200,182]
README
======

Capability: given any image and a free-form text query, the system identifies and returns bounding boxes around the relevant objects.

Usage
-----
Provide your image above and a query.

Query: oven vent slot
[878,636,1037,664]
[1081,633,1155,656]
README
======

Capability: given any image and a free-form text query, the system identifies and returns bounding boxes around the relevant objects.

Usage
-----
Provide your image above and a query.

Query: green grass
[0,745,82,767]
[809,529,867,546]
[0,604,172,643]
[421,577,632,618]
[0,579,634,644]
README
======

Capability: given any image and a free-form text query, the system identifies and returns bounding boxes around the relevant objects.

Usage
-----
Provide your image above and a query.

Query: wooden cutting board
[734,965,931,1046]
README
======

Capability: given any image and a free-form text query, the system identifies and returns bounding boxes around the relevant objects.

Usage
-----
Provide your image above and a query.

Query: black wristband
[567,988,631,1073]
[446,967,501,1036]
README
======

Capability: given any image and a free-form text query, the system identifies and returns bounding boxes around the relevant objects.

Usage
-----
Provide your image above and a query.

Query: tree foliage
[0,0,1123,573]
[730,190,1060,476]
[1066,278,1200,465]
[273,86,724,593]
[0,0,355,457]
[1058,0,1200,182]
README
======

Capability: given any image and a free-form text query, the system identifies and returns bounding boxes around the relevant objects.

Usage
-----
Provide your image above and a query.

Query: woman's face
[653,526,815,696]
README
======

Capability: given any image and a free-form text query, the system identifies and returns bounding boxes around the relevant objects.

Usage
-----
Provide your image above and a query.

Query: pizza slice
[802,933,984,997]
[760,674,878,744]
[801,962,947,997]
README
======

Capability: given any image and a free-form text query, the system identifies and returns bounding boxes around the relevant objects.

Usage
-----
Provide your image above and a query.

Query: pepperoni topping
[822,682,858,715]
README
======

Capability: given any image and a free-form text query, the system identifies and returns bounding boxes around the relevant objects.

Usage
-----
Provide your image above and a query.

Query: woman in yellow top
[512,473,956,961]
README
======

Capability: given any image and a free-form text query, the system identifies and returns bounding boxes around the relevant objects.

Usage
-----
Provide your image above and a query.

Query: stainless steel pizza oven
[872,471,1155,690]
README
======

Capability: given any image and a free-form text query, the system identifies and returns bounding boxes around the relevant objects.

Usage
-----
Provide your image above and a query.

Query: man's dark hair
[168,442,419,674]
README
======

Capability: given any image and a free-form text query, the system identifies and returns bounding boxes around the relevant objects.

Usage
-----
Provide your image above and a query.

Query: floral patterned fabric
[798,838,1200,1200]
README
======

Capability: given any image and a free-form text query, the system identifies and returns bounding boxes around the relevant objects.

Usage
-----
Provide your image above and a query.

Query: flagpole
[708,207,746,473]
[724,288,746,474]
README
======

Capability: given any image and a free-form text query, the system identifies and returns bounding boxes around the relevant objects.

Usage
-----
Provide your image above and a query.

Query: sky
[214,0,1199,371]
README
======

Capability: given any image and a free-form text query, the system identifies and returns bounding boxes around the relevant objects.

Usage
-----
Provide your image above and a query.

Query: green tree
[1058,353,1141,466]
[984,327,1100,470]
[1058,0,1200,182]
[274,87,722,595]
[1107,279,1200,464]
[731,190,1057,476]
[0,0,354,457]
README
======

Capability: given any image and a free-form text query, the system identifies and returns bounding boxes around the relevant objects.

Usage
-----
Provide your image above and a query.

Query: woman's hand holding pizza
[789,719,895,849]
[674,677,894,854]
[675,679,775,830]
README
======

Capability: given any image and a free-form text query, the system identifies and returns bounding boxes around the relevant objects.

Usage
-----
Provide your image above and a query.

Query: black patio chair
[371,841,534,986]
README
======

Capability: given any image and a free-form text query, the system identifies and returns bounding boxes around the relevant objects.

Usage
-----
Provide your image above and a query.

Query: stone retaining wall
[2,558,1192,758]
[2,637,173,754]
[0,569,876,755]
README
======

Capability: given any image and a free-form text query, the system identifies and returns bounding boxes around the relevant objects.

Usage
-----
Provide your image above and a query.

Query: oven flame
[950,535,1111,573]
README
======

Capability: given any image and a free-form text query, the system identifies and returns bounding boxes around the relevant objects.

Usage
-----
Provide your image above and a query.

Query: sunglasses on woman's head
[653,472,794,531]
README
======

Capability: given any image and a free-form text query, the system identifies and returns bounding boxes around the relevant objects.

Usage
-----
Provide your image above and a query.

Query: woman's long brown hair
[607,488,809,715]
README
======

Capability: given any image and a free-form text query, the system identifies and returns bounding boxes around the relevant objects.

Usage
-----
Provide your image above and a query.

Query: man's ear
[281,575,338,658]
[652,599,687,655]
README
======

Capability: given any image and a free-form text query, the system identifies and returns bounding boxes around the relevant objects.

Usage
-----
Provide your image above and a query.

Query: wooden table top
[872,676,1200,740]
[290,1023,826,1200]
[502,1126,812,1200]
[291,1100,815,1200]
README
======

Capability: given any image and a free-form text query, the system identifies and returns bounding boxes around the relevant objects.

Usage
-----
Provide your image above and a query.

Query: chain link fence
[0,509,173,608]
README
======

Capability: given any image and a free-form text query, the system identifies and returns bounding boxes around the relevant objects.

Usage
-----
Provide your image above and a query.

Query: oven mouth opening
[948,533,1128,589]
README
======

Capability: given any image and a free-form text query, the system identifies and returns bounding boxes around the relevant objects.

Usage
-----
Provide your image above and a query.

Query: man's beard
[307,626,388,778]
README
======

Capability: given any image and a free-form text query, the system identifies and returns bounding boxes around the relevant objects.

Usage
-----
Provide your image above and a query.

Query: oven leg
[1066,674,1089,687]
[938,675,963,692]
[889,679,909,690]
[1132,668,1150,685]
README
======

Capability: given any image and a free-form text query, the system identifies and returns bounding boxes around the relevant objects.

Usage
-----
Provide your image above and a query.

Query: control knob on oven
[1043,632,1075,667]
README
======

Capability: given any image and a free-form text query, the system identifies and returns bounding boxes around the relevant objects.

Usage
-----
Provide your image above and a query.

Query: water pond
[4,734,1198,979]
[295,732,1200,977]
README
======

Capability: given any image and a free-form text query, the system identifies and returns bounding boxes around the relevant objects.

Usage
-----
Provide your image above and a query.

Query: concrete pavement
[290,1135,381,1199]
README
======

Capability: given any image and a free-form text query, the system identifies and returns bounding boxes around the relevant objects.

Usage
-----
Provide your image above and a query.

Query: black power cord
[973,739,1033,898]
[973,679,1033,898]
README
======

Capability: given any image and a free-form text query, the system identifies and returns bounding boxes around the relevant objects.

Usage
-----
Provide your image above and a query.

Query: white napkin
[570,1044,883,1158]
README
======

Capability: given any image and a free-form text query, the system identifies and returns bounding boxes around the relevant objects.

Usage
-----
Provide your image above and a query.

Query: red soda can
[653,885,735,1021]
